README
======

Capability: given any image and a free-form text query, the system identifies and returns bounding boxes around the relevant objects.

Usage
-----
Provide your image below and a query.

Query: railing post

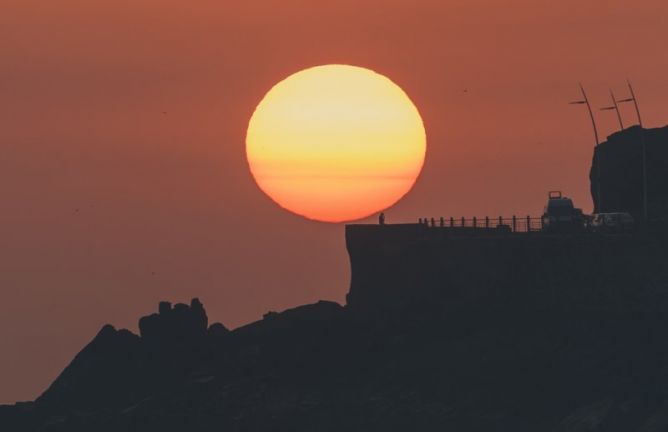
[440,217,444,227]
[461,216,465,227]
[431,217,435,227]
[450,217,454,227]
[485,216,489,228]
[526,215,531,233]
[512,215,517,232]
[498,216,503,227]
[473,216,477,228]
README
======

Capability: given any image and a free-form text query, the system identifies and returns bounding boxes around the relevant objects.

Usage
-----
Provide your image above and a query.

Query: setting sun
[246,64,426,222]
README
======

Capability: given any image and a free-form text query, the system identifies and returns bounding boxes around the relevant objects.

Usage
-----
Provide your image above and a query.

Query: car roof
[548,198,573,205]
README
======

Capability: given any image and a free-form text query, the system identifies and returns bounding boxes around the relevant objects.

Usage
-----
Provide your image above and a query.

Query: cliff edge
[591,125,668,220]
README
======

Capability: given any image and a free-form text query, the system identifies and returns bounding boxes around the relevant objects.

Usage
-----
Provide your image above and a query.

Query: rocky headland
[2,125,668,431]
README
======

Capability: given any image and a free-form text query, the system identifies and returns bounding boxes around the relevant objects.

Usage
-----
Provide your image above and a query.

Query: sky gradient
[2,0,668,403]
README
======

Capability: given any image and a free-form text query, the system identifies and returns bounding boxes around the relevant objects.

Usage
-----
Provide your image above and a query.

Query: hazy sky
[2,0,667,403]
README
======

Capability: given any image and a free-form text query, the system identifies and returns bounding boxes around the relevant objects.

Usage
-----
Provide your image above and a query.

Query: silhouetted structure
[590,125,668,222]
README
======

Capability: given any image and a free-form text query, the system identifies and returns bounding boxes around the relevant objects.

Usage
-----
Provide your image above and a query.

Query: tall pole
[570,83,602,212]
[619,80,647,223]
[600,89,624,131]
[630,80,648,224]
[610,90,624,130]
[580,83,600,146]
[626,79,643,128]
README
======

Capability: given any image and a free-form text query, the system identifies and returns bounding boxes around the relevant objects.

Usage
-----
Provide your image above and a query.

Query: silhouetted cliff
[345,224,668,315]
[591,125,668,221]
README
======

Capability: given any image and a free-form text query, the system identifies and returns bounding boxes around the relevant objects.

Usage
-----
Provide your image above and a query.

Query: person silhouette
[379,212,385,225]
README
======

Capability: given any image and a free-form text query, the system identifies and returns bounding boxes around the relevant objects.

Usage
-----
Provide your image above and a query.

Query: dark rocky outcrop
[5,299,230,429]
[591,125,668,221]
[6,298,668,431]
[139,298,208,345]
[36,325,143,411]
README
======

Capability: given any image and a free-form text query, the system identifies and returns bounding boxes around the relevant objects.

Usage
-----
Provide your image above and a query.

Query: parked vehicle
[541,191,585,233]
[590,212,635,233]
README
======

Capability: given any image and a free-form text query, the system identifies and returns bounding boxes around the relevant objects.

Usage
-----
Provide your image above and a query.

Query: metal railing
[417,216,544,233]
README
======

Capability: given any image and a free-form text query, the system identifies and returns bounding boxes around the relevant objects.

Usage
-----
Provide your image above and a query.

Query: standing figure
[379,212,385,225]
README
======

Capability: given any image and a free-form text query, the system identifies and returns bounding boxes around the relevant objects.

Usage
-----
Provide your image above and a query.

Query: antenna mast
[569,83,600,146]
[617,80,647,223]
[570,83,602,211]
[625,80,643,127]
[600,89,624,131]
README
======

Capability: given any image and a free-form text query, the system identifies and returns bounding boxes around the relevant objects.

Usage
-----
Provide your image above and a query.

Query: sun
[246,64,426,223]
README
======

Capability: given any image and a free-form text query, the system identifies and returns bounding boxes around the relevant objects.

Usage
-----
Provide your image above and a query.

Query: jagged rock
[207,322,229,336]
[36,324,143,411]
[6,298,668,431]
[139,297,208,344]
[5,299,227,429]
[159,301,171,315]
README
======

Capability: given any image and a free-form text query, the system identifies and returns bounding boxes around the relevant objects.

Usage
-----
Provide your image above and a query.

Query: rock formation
[590,125,668,221]
[36,324,143,411]
[139,298,209,345]
[6,297,668,431]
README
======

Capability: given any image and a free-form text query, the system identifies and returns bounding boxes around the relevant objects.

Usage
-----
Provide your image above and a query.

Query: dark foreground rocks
[4,298,668,431]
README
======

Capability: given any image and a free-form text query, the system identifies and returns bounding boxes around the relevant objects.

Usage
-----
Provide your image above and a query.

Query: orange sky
[2,0,668,403]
